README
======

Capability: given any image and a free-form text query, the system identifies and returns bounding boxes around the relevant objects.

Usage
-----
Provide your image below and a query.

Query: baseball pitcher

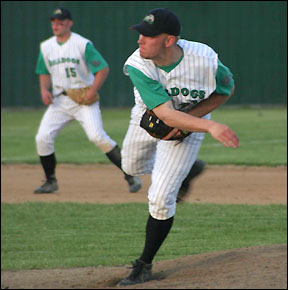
[118,8,239,286]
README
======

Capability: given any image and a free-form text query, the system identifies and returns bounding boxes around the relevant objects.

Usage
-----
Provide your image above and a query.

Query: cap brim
[50,16,64,20]
[130,22,160,37]
[50,15,71,20]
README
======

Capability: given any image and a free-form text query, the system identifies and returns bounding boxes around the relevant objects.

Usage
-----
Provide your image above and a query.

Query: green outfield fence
[1,1,287,107]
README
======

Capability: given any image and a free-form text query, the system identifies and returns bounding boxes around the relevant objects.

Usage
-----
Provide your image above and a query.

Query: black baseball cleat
[34,178,58,194]
[117,259,152,286]
[176,159,206,203]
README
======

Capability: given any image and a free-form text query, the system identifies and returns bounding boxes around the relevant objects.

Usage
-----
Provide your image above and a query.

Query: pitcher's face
[137,33,170,60]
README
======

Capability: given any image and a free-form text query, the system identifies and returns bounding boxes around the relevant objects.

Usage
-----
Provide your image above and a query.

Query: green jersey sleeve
[214,59,234,96]
[126,65,170,110]
[85,42,108,74]
[35,51,49,75]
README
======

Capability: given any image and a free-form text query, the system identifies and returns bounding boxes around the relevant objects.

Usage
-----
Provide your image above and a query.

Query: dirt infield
[1,164,287,289]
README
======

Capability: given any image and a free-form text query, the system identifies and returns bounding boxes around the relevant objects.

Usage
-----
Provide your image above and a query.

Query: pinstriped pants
[121,118,208,220]
[35,95,116,156]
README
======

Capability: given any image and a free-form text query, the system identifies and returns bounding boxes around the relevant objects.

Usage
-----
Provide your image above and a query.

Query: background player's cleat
[34,179,58,194]
[117,259,152,286]
[125,176,142,193]
[176,159,206,203]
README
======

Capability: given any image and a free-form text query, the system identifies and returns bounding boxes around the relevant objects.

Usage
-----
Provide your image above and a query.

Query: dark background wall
[1,1,287,107]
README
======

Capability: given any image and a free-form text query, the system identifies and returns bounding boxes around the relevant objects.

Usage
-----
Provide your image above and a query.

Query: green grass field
[1,107,287,165]
[1,202,286,270]
[1,107,287,271]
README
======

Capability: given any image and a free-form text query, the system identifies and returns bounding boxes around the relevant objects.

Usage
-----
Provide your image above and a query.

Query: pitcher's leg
[148,132,205,220]
[121,123,157,176]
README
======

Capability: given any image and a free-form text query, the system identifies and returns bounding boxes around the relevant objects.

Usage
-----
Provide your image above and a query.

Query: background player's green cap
[130,8,181,37]
[50,8,73,20]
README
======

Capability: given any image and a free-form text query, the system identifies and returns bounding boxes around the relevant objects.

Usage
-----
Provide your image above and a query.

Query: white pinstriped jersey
[40,32,95,96]
[123,39,218,124]
[122,39,220,219]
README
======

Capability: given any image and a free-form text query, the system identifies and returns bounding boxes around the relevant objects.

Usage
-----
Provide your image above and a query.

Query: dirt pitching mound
[1,164,287,289]
[1,244,286,289]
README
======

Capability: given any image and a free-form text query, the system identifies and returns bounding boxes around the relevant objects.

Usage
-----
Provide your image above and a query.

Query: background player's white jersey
[124,39,218,124]
[40,32,95,96]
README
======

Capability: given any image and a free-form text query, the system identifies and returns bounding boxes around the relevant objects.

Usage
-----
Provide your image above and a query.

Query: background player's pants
[122,117,208,220]
[35,95,116,156]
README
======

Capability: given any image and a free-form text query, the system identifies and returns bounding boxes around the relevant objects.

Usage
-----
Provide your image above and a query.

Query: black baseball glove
[140,110,191,141]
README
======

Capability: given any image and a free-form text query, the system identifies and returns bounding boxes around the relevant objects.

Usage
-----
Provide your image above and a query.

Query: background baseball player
[118,8,239,286]
[34,7,141,194]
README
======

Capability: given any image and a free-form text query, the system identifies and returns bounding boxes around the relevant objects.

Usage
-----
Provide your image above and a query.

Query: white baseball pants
[35,95,116,156]
[122,120,207,220]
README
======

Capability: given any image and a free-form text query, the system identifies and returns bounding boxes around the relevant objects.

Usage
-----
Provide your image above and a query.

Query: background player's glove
[64,86,99,105]
[140,110,191,141]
